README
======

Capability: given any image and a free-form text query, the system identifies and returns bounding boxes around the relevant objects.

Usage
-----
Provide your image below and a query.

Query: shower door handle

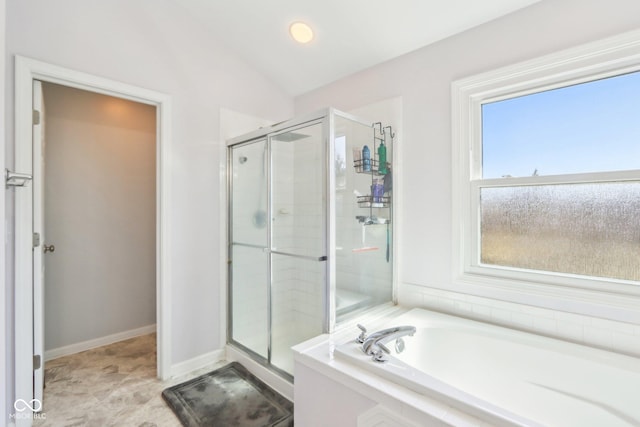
[269,250,327,262]
[44,244,55,254]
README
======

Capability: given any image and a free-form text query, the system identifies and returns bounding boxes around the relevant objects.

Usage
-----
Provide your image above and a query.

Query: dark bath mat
[162,362,293,427]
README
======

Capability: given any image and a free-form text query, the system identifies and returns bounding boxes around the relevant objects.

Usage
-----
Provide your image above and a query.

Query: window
[482,72,640,179]
[452,31,640,310]
[481,72,640,282]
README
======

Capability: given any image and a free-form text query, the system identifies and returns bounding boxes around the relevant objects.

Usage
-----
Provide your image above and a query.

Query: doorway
[40,81,157,361]
[14,56,172,421]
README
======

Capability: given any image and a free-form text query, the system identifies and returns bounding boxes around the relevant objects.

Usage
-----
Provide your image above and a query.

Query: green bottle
[377,141,388,174]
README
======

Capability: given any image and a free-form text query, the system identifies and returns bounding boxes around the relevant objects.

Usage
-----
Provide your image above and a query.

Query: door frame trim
[14,56,172,417]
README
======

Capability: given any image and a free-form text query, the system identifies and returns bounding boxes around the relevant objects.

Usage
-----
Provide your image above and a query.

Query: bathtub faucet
[361,325,416,362]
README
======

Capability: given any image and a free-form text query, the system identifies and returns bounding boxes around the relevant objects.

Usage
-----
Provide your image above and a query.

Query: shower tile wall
[289,136,324,338]
[271,142,297,351]
[401,283,640,357]
[270,128,325,373]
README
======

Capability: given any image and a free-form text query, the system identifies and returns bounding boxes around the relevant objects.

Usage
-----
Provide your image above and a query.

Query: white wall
[42,83,156,352]
[1,0,7,423]
[4,1,294,409]
[295,0,640,355]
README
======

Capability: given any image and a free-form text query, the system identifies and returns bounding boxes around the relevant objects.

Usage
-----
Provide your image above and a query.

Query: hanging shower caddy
[354,123,394,211]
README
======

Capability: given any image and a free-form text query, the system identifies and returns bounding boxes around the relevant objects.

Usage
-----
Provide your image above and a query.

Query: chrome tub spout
[362,325,416,362]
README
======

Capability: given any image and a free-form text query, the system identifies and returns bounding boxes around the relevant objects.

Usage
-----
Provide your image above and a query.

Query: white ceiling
[179,0,540,96]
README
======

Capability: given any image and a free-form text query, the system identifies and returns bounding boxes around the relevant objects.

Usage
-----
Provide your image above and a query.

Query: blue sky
[482,70,640,179]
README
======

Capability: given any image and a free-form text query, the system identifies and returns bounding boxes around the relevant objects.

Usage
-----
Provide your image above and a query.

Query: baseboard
[170,348,226,378]
[44,324,156,361]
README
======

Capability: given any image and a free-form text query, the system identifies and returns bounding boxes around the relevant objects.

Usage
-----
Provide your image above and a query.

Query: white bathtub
[335,308,640,427]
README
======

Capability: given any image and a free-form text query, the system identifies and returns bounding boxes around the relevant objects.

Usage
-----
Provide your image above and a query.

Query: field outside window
[479,71,640,283]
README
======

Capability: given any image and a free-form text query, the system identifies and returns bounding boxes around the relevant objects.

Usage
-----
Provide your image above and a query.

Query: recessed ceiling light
[289,21,314,44]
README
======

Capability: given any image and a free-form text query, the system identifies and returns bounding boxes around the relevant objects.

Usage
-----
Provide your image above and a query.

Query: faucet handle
[371,344,390,363]
[356,324,367,344]
[377,342,391,354]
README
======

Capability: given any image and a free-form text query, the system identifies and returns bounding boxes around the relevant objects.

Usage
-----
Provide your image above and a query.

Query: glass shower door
[270,122,326,375]
[334,114,393,323]
[229,140,269,358]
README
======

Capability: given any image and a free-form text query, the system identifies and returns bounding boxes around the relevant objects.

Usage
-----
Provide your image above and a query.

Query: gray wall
[42,83,156,352]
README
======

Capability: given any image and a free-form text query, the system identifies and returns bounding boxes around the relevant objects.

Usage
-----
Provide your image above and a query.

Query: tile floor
[34,333,226,427]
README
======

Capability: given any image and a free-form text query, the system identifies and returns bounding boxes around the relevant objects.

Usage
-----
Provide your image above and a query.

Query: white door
[32,79,45,405]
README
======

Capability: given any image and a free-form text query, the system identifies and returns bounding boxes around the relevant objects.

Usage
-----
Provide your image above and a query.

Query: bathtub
[334,308,640,427]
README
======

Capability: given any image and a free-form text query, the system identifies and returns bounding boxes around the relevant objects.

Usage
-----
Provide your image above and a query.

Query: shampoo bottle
[362,145,371,172]
[378,141,388,174]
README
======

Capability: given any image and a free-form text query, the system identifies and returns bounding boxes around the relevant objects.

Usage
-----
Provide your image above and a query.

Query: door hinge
[33,232,41,248]
[33,355,41,370]
[33,110,41,125]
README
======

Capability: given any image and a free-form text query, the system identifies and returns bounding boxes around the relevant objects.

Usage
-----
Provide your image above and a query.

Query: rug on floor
[161,361,293,427]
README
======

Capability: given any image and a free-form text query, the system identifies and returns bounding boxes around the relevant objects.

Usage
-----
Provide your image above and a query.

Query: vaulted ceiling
[178,0,540,95]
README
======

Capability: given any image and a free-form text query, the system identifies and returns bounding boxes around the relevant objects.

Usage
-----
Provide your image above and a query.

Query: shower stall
[227,108,395,379]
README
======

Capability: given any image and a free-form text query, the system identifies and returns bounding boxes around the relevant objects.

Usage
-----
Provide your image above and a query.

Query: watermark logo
[14,399,42,412]
[10,399,46,420]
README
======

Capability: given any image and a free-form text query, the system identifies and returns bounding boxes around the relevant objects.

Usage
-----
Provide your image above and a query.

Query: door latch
[33,355,41,370]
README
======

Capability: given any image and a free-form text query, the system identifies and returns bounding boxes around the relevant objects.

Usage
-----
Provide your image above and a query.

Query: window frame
[452,30,640,317]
